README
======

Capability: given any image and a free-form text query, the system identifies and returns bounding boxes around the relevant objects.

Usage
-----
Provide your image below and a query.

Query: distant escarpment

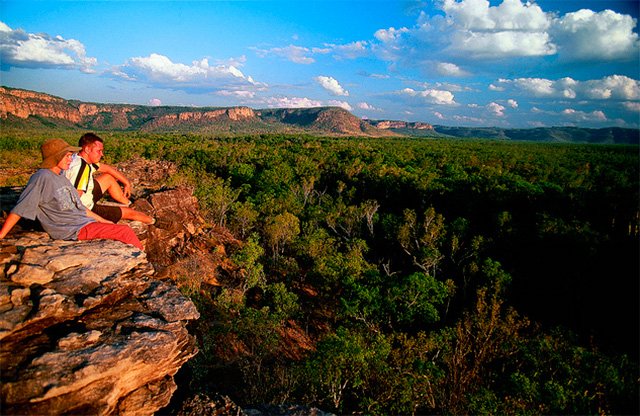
[0,86,391,137]
[258,107,393,136]
[431,125,640,144]
[2,86,638,143]
[369,119,434,131]
[1,87,84,124]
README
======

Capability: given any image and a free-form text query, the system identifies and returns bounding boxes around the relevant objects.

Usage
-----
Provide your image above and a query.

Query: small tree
[231,233,266,292]
[435,259,529,414]
[230,200,258,239]
[305,327,391,412]
[398,207,445,276]
[195,175,240,227]
[264,211,301,258]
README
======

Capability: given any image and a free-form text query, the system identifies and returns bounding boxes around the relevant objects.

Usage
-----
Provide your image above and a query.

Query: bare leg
[95,173,130,205]
[121,207,154,224]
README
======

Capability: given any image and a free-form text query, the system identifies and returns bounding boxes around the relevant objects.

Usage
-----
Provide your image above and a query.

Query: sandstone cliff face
[373,120,406,129]
[257,107,392,136]
[0,86,393,136]
[78,104,136,130]
[313,108,367,135]
[141,107,256,130]
[0,86,82,122]
[372,120,434,130]
[0,234,199,415]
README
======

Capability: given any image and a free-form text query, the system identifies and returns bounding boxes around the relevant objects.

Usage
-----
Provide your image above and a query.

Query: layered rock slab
[0,233,200,415]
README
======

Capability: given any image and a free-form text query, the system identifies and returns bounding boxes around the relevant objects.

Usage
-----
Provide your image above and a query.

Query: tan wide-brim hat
[40,138,82,168]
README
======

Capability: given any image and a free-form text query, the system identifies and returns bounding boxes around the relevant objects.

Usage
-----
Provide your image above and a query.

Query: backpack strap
[73,158,89,189]
[72,159,99,191]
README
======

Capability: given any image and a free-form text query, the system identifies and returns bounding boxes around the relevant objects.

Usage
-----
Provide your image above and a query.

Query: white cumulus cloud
[432,0,556,59]
[553,9,640,61]
[265,96,323,108]
[623,102,640,112]
[435,62,469,77]
[581,75,640,100]
[562,108,608,122]
[449,30,556,58]
[324,41,369,60]
[487,102,506,116]
[357,102,381,111]
[252,44,315,64]
[0,21,97,72]
[374,26,410,43]
[498,75,640,100]
[373,26,410,61]
[315,76,349,96]
[111,53,262,93]
[217,90,256,99]
[441,0,550,31]
[148,98,162,106]
[371,0,638,66]
[400,87,456,105]
[328,100,353,111]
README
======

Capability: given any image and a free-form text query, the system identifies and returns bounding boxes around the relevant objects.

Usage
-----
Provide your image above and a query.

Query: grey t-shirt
[12,169,95,240]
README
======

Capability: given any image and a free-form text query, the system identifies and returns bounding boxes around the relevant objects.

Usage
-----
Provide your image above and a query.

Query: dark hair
[79,132,103,148]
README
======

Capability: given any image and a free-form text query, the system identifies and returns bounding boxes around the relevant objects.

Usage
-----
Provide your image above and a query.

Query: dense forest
[1,129,638,414]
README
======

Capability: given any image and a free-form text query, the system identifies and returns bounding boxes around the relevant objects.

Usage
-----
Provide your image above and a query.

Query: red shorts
[78,222,143,250]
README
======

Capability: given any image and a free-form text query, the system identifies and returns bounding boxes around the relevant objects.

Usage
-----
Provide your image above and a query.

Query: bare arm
[0,213,22,239]
[98,164,132,198]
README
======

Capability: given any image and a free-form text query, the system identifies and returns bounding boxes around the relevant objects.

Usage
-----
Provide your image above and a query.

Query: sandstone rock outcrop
[370,120,434,130]
[0,86,395,136]
[0,86,82,122]
[0,86,257,132]
[0,157,332,415]
[0,233,199,415]
[79,104,136,130]
[0,160,208,415]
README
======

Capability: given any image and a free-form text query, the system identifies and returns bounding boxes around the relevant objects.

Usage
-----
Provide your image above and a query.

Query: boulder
[0,232,199,415]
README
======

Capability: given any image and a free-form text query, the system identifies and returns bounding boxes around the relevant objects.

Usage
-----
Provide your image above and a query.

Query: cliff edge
[0,232,200,415]
[0,160,207,415]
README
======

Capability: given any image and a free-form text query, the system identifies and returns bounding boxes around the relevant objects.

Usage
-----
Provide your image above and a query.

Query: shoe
[153,217,179,231]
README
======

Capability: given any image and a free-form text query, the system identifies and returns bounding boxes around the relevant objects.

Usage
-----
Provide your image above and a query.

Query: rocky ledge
[0,159,245,415]
[0,232,200,415]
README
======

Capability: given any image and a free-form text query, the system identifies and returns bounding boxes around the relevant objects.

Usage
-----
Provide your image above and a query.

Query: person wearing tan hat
[0,138,143,250]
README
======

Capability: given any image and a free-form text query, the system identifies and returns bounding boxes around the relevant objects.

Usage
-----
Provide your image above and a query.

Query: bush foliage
[2,129,638,414]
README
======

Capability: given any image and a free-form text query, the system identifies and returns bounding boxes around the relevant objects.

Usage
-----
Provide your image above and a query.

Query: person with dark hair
[0,138,144,250]
[65,132,154,225]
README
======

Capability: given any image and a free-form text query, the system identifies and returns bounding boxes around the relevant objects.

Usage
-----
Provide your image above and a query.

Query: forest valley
[1,130,638,415]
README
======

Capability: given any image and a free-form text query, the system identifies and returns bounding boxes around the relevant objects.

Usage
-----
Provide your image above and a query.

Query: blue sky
[1,0,639,128]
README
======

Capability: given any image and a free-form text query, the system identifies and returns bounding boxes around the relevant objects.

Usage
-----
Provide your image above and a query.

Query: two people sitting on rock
[0,138,144,250]
[65,132,154,225]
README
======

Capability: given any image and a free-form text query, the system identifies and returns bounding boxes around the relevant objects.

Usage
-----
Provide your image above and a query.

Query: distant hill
[1,86,638,143]
[258,107,390,136]
[431,125,639,144]
[0,86,392,137]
